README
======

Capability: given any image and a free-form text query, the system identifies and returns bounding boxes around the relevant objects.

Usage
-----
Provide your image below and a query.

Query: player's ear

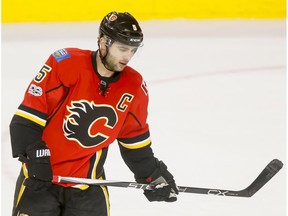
[98,37,106,49]
[98,35,114,58]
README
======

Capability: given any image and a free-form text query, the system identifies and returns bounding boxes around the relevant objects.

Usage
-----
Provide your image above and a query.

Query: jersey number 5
[34,64,52,83]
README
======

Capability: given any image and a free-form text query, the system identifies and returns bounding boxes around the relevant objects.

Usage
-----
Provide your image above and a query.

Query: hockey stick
[53,159,283,197]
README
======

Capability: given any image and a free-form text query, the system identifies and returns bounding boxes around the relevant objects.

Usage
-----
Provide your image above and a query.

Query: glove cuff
[136,161,167,183]
[26,141,50,158]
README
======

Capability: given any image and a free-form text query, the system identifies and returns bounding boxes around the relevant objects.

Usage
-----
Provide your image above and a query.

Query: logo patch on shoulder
[52,49,71,62]
[28,84,42,96]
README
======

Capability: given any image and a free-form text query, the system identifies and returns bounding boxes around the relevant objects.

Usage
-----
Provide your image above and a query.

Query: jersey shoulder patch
[52,49,71,62]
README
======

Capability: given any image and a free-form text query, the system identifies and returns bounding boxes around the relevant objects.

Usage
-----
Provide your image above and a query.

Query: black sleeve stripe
[15,105,47,127]
[10,115,44,157]
[117,131,151,149]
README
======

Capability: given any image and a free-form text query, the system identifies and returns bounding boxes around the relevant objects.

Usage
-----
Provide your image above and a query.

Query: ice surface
[1,20,286,215]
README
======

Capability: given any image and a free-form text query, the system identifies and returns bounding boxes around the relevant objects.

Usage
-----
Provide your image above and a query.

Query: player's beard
[104,52,126,72]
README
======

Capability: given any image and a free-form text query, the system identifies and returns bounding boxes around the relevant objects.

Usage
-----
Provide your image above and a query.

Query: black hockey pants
[12,170,110,216]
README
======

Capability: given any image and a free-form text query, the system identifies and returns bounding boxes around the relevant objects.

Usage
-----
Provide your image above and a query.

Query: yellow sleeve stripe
[119,137,151,149]
[15,109,46,127]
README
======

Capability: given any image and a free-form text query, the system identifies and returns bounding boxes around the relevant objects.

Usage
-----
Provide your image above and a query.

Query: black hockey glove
[18,141,53,191]
[137,161,179,202]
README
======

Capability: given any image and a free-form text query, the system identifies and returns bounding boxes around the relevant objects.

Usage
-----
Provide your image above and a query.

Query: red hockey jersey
[11,48,152,185]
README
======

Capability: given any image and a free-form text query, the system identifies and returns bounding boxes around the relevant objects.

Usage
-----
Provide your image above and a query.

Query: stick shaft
[53,159,283,198]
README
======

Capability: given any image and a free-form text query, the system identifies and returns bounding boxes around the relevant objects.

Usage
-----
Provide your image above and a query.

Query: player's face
[105,42,138,72]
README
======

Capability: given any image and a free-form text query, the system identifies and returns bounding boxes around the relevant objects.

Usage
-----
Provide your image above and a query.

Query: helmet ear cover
[98,29,114,46]
[99,11,143,47]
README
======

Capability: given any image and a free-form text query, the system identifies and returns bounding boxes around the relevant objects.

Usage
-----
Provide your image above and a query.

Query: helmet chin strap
[97,38,115,72]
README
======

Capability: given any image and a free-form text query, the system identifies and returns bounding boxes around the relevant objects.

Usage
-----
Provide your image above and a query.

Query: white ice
[1,20,286,215]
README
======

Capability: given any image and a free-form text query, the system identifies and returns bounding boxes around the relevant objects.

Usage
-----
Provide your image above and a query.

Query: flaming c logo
[109,14,117,21]
[63,100,118,148]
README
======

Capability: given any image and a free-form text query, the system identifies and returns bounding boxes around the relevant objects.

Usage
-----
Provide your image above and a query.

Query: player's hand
[137,160,178,202]
[18,141,53,191]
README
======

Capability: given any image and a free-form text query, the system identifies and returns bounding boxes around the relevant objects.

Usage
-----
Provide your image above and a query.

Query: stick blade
[244,159,283,197]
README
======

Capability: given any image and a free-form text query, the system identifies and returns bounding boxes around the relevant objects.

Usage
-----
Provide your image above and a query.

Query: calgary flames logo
[63,100,118,148]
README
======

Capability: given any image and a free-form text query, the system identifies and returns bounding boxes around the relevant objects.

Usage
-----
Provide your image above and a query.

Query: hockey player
[10,11,178,216]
